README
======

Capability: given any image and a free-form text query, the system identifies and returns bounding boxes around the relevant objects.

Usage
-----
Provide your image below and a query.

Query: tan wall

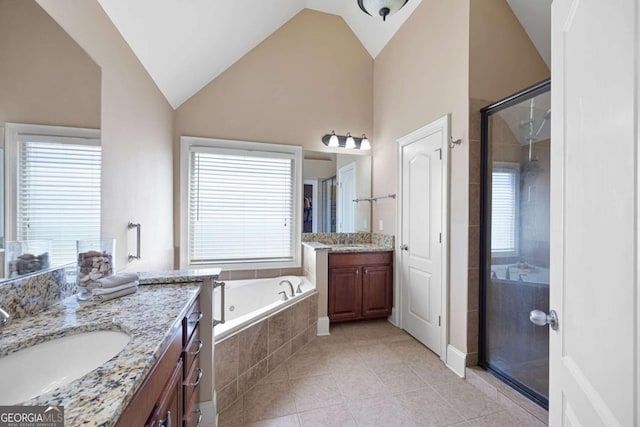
[469,0,550,101]
[175,9,374,264]
[373,0,471,353]
[0,0,100,129]
[37,0,175,273]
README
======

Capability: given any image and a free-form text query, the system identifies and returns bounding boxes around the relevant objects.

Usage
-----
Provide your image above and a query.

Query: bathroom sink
[0,330,130,404]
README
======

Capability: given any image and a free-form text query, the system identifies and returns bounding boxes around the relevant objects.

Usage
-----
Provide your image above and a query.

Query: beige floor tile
[347,395,416,426]
[288,374,345,412]
[286,352,333,379]
[297,404,357,427]
[396,388,464,426]
[245,414,300,427]
[432,380,503,420]
[372,362,428,394]
[336,368,387,401]
[407,358,461,386]
[356,343,404,366]
[243,381,297,423]
[451,410,522,426]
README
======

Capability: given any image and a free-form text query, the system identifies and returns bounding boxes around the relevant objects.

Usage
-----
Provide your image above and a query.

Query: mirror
[0,0,101,280]
[303,151,371,233]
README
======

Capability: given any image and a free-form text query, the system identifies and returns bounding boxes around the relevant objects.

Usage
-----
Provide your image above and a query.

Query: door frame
[478,79,551,409]
[396,114,451,363]
[337,161,356,232]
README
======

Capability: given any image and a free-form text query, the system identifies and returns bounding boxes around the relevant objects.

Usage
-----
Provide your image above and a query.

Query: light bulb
[360,134,371,150]
[328,131,339,147]
[345,132,356,149]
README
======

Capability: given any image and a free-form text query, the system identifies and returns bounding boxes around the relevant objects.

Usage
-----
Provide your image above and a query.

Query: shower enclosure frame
[479,79,551,409]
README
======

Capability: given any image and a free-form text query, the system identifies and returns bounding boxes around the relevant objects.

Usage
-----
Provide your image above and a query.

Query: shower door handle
[529,309,559,331]
[213,281,226,327]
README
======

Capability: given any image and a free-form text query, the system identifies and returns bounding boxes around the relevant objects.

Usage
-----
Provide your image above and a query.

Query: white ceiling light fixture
[357,0,409,21]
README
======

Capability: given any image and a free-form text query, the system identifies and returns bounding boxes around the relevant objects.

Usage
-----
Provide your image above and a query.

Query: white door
[337,162,356,232]
[548,0,638,425]
[398,116,449,356]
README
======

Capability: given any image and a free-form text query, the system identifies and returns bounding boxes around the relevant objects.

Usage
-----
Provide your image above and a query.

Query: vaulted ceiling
[97,0,550,109]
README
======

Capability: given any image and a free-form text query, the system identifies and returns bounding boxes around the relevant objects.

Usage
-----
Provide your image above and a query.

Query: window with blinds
[185,141,300,267]
[491,164,519,255]
[17,139,101,266]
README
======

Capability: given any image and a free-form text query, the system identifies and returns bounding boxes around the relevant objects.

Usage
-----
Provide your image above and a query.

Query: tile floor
[218,319,543,427]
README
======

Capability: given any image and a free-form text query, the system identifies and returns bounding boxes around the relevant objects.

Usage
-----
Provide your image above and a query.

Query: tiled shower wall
[214,292,318,412]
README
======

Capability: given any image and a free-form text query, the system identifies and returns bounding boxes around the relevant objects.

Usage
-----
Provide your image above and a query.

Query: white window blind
[491,165,519,255]
[189,148,296,265]
[17,139,101,265]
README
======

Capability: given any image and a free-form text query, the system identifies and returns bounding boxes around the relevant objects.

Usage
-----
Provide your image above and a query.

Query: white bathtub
[213,275,315,341]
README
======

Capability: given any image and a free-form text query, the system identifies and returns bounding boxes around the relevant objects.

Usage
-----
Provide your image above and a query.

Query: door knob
[400,244,408,251]
[529,309,559,331]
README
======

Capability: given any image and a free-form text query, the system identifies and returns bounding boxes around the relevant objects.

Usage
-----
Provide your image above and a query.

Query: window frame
[3,123,101,256]
[180,136,302,271]
[490,161,520,258]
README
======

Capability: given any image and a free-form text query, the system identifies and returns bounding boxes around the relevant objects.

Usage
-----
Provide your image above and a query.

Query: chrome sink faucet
[0,308,10,328]
[279,280,295,297]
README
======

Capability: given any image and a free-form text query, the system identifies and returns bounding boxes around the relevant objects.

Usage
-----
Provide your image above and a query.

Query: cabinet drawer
[184,406,202,427]
[329,251,392,267]
[183,353,202,413]
[183,297,202,344]
[183,324,202,375]
[147,359,183,427]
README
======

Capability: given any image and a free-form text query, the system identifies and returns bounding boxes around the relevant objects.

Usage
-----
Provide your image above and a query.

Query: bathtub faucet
[280,280,295,297]
[278,291,289,301]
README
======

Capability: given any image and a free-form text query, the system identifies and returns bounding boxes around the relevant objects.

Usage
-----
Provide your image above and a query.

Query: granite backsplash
[0,264,76,320]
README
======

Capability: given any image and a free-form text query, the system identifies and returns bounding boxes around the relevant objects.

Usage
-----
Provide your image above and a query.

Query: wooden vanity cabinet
[182,297,203,427]
[115,295,202,427]
[328,251,393,323]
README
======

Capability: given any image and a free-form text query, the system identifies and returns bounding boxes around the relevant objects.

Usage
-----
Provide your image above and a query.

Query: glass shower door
[480,80,551,408]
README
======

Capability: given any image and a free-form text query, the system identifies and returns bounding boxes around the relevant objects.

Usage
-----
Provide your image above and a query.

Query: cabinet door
[362,265,393,318]
[329,266,361,322]
[147,359,183,427]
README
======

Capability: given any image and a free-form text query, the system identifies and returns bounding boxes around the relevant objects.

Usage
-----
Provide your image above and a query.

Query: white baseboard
[199,399,216,427]
[388,307,399,327]
[446,345,466,378]
[317,316,330,335]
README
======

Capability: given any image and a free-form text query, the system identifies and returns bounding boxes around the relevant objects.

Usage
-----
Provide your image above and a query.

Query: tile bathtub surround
[215,292,319,413]
[0,264,76,320]
[218,319,541,427]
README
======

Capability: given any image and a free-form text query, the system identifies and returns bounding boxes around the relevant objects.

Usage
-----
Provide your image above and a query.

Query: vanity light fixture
[328,130,340,147]
[360,134,371,150]
[321,131,372,150]
[357,0,409,22]
[345,132,356,149]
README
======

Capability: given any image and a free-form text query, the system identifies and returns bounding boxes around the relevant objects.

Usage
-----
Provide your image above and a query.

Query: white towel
[95,273,140,288]
[94,286,138,302]
[92,280,139,296]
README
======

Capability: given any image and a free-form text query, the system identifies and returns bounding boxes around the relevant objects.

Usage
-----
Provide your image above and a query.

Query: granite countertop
[0,283,201,426]
[303,242,393,253]
[139,267,222,284]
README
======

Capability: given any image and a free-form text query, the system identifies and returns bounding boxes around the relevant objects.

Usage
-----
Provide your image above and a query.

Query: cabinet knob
[400,244,408,251]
